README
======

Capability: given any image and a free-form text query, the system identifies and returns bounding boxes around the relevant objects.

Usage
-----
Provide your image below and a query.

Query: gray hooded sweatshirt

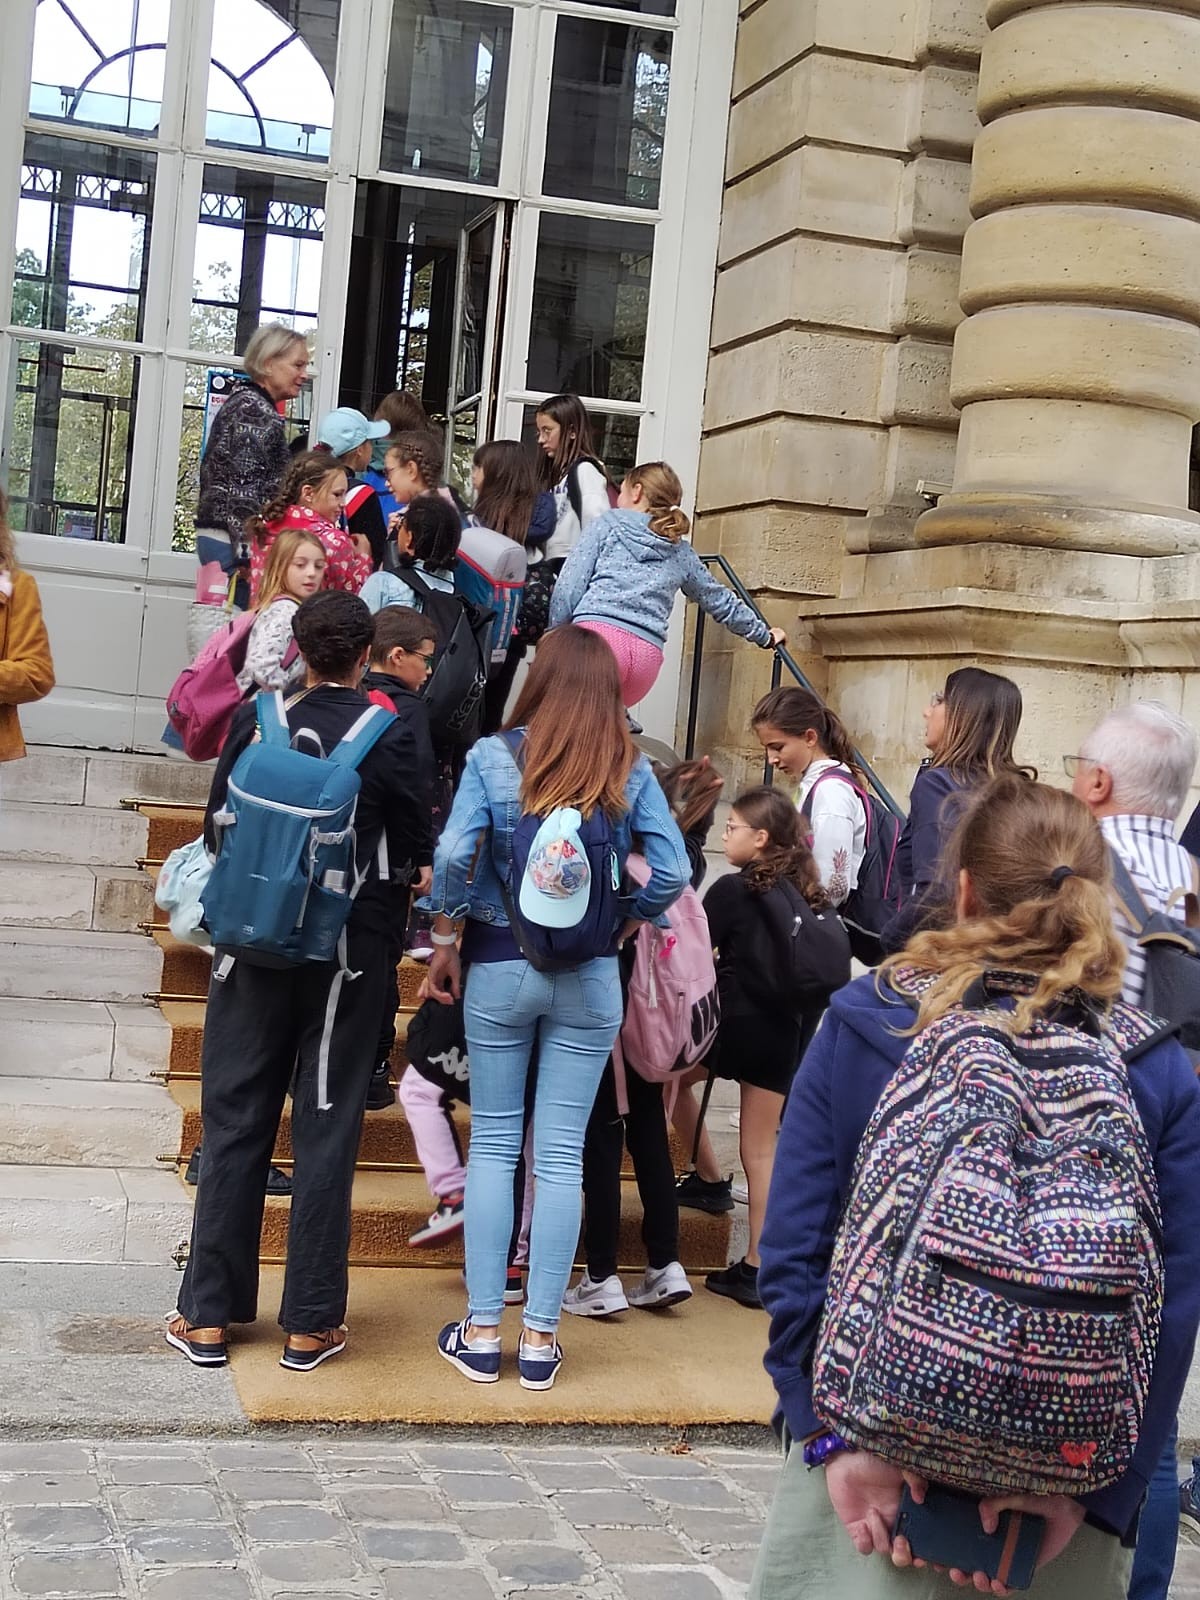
[547,509,772,650]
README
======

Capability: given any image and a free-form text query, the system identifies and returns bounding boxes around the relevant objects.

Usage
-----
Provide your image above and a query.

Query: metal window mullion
[122,350,166,557]
[158,0,196,151]
[312,172,355,419]
[496,198,542,432]
[1,2,37,327]
[144,355,191,569]
[521,9,558,203]
[499,2,538,199]
[505,389,646,416]
[352,167,515,203]
[354,0,394,182]
[181,0,217,157]
[140,148,185,356]
[328,0,372,182]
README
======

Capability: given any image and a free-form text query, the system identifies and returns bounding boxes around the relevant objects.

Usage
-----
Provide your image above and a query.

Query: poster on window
[202,370,238,454]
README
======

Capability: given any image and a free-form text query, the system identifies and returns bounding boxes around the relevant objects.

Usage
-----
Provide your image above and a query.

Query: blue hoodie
[548,509,772,650]
[759,972,1200,1545]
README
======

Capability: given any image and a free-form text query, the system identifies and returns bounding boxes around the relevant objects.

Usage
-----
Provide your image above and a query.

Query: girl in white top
[533,393,613,562]
[236,527,326,694]
[752,686,867,908]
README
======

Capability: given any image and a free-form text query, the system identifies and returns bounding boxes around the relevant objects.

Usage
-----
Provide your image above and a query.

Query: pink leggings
[576,621,664,707]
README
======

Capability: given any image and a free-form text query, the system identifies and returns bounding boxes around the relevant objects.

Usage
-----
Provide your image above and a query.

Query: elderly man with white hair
[1069,699,1198,1006]
[1070,698,1199,1600]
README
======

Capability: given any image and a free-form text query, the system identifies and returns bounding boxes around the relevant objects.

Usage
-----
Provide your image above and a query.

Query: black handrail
[682,552,904,819]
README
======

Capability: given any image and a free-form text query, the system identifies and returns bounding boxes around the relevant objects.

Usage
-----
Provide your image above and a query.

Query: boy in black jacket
[167,592,433,1374]
[360,606,438,1109]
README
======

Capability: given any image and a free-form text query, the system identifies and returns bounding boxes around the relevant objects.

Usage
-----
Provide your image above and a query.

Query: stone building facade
[696,0,1200,807]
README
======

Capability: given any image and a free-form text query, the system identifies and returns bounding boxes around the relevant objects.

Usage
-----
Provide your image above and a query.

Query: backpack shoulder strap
[327,704,396,773]
[565,464,583,524]
[255,691,291,749]
[1107,844,1152,934]
[498,728,525,770]
[399,565,432,603]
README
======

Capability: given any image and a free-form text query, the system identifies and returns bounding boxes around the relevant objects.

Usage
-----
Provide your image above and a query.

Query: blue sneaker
[437,1319,501,1384]
[1181,1473,1200,1539]
[518,1334,563,1391]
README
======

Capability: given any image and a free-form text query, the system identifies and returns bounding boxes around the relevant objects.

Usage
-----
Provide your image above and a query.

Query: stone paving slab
[0,1435,779,1599]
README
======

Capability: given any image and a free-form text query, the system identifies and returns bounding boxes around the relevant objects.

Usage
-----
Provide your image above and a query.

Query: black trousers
[178,927,388,1333]
[581,1059,678,1282]
[483,640,525,736]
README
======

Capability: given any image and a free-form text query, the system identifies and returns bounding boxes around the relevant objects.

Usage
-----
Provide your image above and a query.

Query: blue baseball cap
[315,407,389,457]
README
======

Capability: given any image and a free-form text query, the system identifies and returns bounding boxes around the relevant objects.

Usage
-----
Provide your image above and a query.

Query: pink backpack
[165,609,257,761]
[613,854,720,1113]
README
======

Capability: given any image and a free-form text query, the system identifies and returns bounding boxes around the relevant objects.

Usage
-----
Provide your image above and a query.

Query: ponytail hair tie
[1049,866,1076,887]
[670,504,683,513]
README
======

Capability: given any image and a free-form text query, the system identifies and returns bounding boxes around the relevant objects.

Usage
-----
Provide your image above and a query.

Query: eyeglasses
[1063,754,1099,777]
[723,821,755,836]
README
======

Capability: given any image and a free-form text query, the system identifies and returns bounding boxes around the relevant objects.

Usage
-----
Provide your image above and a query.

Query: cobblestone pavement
[0,1437,778,1599]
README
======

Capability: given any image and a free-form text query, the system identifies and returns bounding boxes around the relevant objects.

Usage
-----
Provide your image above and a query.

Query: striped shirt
[1100,813,1195,1005]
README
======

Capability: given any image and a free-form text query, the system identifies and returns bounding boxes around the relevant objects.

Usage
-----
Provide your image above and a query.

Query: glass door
[445,202,510,490]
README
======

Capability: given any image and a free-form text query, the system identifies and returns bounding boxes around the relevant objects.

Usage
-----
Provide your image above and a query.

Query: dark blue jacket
[881,764,971,952]
[759,972,1200,1544]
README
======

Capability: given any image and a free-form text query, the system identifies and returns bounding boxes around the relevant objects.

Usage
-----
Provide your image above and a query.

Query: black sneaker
[183,1145,201,1185]
[675,1171,734,1215]
[183,1144,291,1195]
[1181,1474,1200,1539]
[705,1258,762,1309]
[365,1061,395,1111]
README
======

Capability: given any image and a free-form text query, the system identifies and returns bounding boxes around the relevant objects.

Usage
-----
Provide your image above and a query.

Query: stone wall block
[894,247,965,338]
[719,147,905,265]
[952,397,1193,506]
[883,338,957,426]
[734,0,919,98]
[727,56,916,180]
[733,0,817,97]
[923,0,989,64]
[699,506,850,594]
[950,304,1200,418]
[697,418,889,514]
[979,6,1200,122]
[959,205,1200,324]
[900,155,973,246]
[711,237,898,348]
[969,107,1200,220]
[883,424,959,503]
[913,65,981,155]
[706,330,889,430]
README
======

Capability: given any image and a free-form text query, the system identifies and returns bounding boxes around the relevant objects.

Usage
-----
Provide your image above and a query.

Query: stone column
[916,0,1200,556]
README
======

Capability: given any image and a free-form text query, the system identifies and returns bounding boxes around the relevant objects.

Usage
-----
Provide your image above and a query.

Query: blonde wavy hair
[881,775,1127,1035]
[627,461,690,543]
[255,528,326,611]
[0,486,16,573]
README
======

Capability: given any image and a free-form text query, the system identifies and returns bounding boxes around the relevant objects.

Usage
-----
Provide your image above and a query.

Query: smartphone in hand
[894,1484,1045,1591]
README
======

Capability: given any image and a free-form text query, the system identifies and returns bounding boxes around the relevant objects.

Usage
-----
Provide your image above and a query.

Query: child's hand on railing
[767,627,788,650]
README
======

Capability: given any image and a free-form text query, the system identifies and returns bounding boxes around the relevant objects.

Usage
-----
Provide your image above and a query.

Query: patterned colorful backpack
[811,974,1165,1498]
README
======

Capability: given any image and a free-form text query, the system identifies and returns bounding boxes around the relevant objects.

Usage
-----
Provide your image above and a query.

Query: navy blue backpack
[498,731,623,972]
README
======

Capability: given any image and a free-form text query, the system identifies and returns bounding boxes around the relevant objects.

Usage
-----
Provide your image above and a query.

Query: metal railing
[682,552,904,818]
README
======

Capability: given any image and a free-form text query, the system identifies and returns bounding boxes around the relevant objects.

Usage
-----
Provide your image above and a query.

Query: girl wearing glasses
[883,666,1033,951]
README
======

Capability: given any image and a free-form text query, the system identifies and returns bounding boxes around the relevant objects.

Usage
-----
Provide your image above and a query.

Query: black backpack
[738,880,852,1017]
[1109,847,1200,1054]
[801,769,903,966]
[401,567,493,750]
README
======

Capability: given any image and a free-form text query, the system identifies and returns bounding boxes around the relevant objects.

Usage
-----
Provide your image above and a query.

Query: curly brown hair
[730,786,830,910]
[245,452,347,546]
[880,775,1127,1035]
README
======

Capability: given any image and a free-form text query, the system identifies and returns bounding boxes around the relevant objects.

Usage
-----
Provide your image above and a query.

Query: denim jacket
[426,733,691,928]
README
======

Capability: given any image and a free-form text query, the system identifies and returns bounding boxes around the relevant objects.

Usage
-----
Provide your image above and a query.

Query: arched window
[28,0,170,136]
[207,0,336,162]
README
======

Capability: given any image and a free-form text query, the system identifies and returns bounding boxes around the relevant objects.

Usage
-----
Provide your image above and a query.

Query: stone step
[0,1164,191,1264]
[0,997,170,1082]
[258,1170,731,1273]
[0,926,162,1003]
[0,1078,180,1168]
[0,857,153,933]
[0,801,147,867]
[160,1000,414,1080]
[11,746,213,809]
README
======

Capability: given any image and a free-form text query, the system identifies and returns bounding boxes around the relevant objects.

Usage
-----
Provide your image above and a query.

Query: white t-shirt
[796,759,868,908]
[542,460,611,562]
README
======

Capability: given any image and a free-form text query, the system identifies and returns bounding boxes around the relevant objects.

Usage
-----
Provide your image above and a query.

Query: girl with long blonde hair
[549,460,785,707]
[236,528,327,694]
[750,776,1200,1600]
[423,624,690,1391]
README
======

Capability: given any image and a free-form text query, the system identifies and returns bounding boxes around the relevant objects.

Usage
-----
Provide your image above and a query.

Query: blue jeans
[463,957,623,1332]
[1127,1422,1179,1599]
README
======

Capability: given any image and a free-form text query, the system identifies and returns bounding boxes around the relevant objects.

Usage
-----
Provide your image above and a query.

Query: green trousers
[750,1445,1133,1600]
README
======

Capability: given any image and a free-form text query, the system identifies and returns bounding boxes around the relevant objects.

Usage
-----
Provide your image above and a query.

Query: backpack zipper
[925,1255,1135,1314]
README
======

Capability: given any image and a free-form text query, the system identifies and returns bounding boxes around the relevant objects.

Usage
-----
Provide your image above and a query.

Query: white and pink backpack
[613,853,720,1113]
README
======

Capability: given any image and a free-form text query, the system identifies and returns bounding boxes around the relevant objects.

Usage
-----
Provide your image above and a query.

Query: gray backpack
[1109,847,1200,1053]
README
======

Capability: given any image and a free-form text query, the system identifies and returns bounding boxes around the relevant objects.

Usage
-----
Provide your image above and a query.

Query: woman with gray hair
[193,323,309,621]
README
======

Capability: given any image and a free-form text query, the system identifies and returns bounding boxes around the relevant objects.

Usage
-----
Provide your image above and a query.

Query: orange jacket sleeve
[0,572,55,706]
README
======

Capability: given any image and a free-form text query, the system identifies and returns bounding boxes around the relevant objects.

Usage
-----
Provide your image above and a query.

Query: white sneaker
[731,1181,749,1205]
[561,1272,630,1317]
[628,1261,693,1310]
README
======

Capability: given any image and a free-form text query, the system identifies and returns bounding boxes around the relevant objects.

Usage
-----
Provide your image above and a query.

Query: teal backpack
[201,691,395,969]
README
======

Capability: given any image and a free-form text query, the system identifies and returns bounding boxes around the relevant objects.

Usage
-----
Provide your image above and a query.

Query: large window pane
[207,0,338,162]
[544,19,671,209]
[190,167,325,355]
[5,340,139,543]
[573,1,675,13]
[12,135,154,344]
[29,0,169,137]
[527,213,653,402]
[382,1,512,185]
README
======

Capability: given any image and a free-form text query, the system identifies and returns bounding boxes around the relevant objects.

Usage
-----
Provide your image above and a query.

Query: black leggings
[581,1059,678,1282]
